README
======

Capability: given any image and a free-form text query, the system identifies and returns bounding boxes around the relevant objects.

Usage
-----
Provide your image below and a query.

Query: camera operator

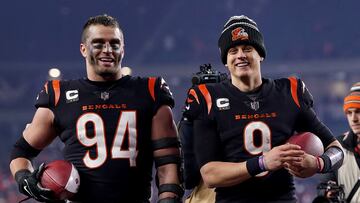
[317,82,360,203]
[179,64,227,203]
[313,181,346,203]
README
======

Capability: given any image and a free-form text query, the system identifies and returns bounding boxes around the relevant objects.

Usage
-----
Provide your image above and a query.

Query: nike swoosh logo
[24,185,31,195]
[23,180,35,197]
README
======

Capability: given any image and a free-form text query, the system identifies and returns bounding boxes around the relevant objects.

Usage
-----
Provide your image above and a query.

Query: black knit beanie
[218,15,266,65]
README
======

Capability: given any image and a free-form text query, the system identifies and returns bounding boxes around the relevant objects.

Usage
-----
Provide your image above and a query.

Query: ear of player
[152,137,184,202]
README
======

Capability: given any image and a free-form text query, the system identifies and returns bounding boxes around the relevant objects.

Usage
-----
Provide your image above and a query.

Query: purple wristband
[258,155,266,171]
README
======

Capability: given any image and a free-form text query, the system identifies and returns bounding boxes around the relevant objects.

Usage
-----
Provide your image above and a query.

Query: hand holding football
[40,160,80,200]
[287,132,324,156]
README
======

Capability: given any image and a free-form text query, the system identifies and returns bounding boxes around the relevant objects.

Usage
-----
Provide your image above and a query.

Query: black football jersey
[35,75,174,203]
[186,77,335,203]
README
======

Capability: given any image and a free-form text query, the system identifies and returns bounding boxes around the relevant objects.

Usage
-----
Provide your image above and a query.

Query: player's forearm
[157,164,180,184]
[10,135,40,177]
[9,157,33,177]
[200,161,251,188]
[157,164,181,199]
[297,107,335,147]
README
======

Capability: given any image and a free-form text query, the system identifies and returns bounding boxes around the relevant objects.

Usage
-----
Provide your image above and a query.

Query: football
[40,160,80,200]
[287,132,324,156]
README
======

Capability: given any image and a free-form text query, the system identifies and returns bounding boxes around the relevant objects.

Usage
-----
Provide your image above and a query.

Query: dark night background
[0,1,359,202]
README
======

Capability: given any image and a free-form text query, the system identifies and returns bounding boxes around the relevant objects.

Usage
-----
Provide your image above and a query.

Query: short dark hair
[81,14,122,43]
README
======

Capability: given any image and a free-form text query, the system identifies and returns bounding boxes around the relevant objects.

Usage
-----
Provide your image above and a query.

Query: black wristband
[11,136,41,161]
[319,155,331,173]
[246,156,264,176]
[158,184,184,198]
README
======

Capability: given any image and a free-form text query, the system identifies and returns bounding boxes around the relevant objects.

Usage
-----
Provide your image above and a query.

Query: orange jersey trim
[187,89,200,104]
[288,77,300,108]
[148,77,156,101]
[52,80,60,106]
[198,84,212,115]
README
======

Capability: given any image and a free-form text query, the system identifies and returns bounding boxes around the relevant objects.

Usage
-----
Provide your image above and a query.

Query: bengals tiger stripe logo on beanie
[343,82,360,113]
[218,15,266,65]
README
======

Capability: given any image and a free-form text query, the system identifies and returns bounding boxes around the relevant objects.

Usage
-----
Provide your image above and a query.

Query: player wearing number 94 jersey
[10,14,182,203]
[33,76,175,202]
[185,15,344,203]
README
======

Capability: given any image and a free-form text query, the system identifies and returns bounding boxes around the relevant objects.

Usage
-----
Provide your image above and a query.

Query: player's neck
[231,76,262,93]
[87,72,122,82]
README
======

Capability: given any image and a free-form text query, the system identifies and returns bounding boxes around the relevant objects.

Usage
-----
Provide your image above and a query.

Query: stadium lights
[121,66,132,76]
[48,68,62,79]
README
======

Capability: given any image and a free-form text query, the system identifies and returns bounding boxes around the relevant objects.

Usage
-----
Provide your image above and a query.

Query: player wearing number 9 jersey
[185,15,344,203]
[10,14,183,203]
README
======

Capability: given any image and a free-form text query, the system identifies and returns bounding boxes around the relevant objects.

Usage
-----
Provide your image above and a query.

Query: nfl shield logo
[100,92,110,101]
[250,101,259,111]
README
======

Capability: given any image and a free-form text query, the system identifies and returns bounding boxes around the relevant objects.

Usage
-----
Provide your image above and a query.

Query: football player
[186,15,344,203]
[10,14,183,203]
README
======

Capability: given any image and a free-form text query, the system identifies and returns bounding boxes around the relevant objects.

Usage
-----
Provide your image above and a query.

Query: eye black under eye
[110,44,120,49]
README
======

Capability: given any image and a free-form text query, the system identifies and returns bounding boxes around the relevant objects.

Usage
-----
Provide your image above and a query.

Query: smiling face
[346,108,360,136]
[226,44,263,90]
[80,24,124,81]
